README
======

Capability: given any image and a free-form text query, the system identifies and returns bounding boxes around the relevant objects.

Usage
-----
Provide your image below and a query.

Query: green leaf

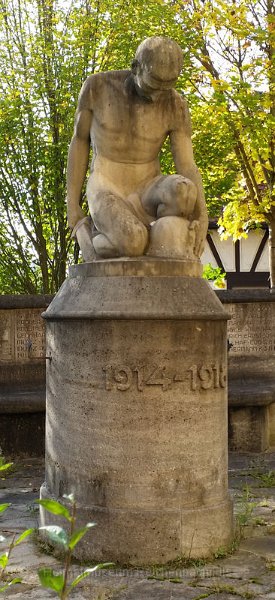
[0,578,22,592]
[14,528,35,546]
[0,553,8,569]
[70,563,114,589]
[0,463,13,472]
[39,525,68,547]
[38,568,64,593]
[36,499,71,521]
[68,523,96,550]
[0,503,11,514]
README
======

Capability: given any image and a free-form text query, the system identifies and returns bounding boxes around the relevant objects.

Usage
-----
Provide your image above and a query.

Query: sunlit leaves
[0,0,274,291]
[39,525,68,547]
[38,568,64,594]
[0,0,177,293]
[36,499,72,522]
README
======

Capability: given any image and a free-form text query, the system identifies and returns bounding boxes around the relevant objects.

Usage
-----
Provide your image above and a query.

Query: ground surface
[0,453,275,599]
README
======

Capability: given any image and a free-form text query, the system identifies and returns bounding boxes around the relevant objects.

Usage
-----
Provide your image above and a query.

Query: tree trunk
[269,213,275,292]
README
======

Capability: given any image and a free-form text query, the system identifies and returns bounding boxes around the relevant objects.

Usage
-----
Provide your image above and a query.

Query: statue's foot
[93,226,149,259]
[93,233,121,258]
[146,216,196,259]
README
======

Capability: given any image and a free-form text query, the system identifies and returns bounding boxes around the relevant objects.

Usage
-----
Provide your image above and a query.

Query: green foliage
[38,569,64,594]
[239,458,275,487]
[0,505,10,515]
[39,525,69,548]
[0,0,274,290]
[38,499,72,522]
[37,495,112,598]
[252,470,275,488]
[0,0,180,294]
[0,456,13,475]
[0,578,22,593]
[0,506,34,593]
[235,485,257,533]
[203,263,226,287]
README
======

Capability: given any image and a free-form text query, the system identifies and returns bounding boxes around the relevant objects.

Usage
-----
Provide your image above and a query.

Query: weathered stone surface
[67,36,208,261]
[229,406,269,452]
[225,299,275,452]
[0,300,46,455]
[227,302,275,357]
[41,260,232,563]
[0,308,46,362]
[44,259,223,321]
[240,536,275,559]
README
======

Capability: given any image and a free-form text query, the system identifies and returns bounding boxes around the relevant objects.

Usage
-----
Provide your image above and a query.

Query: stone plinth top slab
[69,257,203,278]
[44,259,228,321]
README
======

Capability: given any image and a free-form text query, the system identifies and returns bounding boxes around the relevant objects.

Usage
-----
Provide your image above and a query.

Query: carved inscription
[189,364,226,391]
[0,308,45,361]
[15,310,45,359]
[103,363,226,392]
[227,303,275,355]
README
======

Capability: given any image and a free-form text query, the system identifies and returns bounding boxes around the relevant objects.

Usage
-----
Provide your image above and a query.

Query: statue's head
[132,36,183,98]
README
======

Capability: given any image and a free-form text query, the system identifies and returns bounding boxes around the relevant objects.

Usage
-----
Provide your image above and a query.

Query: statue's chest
[94,97,169,139]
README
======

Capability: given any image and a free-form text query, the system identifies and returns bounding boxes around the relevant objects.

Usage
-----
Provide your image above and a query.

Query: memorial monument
[40,36,233,563]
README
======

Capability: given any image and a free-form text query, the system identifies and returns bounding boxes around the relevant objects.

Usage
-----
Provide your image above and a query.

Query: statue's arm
[67,79,93,230]
[169,98,208,257]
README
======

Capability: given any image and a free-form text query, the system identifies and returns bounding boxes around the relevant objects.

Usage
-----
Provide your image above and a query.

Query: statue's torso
[87,71,177,164]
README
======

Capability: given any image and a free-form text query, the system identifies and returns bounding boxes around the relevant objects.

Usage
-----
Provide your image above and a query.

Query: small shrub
[37,495,113,599]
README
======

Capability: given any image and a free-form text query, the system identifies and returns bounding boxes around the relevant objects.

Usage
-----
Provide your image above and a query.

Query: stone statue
[67,36,208,261]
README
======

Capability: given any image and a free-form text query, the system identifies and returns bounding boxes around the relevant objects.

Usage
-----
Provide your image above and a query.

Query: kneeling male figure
[67,36,208,260]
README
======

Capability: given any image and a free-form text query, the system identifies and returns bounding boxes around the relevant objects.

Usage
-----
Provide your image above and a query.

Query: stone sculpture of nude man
[67,36,208,261]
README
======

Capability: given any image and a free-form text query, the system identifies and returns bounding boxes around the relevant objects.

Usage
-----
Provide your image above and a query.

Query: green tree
[171,0,275,286]
[0,0,176,293]
[1,0,274,291]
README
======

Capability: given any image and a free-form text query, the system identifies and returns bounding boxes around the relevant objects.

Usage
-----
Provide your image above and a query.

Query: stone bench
[228,380,275,452]
[0,385,45,456]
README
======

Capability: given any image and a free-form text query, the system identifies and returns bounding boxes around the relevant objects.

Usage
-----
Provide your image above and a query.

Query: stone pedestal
[40,258,233,564]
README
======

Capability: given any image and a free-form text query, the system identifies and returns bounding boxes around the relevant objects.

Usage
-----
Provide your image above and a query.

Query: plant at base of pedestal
[37,495,112,599]
[0,456,34,593]
[235,485,257,542]
[0,502,34,593]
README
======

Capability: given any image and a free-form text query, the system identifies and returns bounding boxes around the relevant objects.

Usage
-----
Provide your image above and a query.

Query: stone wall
[217,289,275,451]
[0,295,52,455]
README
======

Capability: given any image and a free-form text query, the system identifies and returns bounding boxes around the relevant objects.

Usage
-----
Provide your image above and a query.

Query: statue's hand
[193,219,207,258]
[67,205,86,230]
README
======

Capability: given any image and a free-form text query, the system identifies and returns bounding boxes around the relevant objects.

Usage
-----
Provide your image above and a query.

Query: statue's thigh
[90,191,148,257]
[90,192,137,231]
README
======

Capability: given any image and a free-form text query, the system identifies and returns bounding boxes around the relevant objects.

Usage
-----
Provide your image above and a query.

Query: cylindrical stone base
[40,259,233,564]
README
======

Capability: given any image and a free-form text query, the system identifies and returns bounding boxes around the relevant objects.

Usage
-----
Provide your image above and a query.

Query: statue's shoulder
[170,89,188,110]
[169,90,191,133]
[86,69,130,90]
[78,70,130,108]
